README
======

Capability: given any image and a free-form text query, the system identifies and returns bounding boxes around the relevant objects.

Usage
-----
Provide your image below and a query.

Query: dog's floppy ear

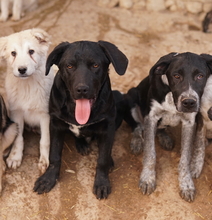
[149,52,178,77]
[98,41,128,75]
[31,28,51,46]
[200,53,212,74]
[45,42,70,75]
[0,37,7,58]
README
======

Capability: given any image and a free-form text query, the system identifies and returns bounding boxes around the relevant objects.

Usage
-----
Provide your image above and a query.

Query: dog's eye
[67,65,73,69]
[29,50,34,55]
[93,64,99,68]
[11,51,16,57]
[173,74,180,79]
[197,74,203,80]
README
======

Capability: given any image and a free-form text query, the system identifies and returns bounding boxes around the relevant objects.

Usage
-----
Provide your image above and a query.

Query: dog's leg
[11,0,23,21]
[0,0,9,21]
[156,128,174,151]
[139,115,157,195]
[179,121,196,202]
[130,124,144,154]
[34,118,65,194]
[190,113,206,179]
[93,122,114,199]
[126,105,144,154]
[38,115,50,173]
[6,111,24,169]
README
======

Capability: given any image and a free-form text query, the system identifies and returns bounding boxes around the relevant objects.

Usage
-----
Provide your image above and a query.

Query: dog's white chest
[151,93,182,128]
[69,124,83,137]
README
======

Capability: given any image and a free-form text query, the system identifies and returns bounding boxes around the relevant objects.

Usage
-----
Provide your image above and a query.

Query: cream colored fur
[0,28,54,173]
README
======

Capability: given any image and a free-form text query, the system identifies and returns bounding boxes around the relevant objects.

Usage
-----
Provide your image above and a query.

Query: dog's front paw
[139,171,156,195]
[180,189,196,202]
[33,165,58,194]
[93,175,111,199]
[38,156,49,174]
[6,152,23,169]
[130,126,144,154]
[179,176,195,202]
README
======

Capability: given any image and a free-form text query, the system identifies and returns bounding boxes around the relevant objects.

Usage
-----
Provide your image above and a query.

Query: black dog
[33,40,128,199]
[121,52,212,202]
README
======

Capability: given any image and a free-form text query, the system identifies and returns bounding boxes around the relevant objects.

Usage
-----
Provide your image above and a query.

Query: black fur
[33,40,128,199]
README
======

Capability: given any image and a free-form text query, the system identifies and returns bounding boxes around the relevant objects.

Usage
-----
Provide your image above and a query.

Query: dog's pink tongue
[75,99,91,125]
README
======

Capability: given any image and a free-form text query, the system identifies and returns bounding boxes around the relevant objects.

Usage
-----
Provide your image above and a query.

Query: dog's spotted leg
[190,113,206,179]
[139,115,157,195]
[6,112,24,169]
[38,116,50,173]
[130,125,144,154]
[179,119,196,202]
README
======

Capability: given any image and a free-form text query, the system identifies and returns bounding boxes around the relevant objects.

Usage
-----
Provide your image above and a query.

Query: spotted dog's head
[149,52,212,113]
[0,28,51,78]
[45,40,128,125]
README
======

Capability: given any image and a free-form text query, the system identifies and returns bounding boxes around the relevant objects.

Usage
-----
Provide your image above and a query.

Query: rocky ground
[0,0,212,219]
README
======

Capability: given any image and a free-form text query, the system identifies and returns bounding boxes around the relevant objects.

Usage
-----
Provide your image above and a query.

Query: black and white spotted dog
[121,52,212,202]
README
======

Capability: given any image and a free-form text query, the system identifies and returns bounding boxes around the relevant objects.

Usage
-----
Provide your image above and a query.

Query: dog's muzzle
[178,97,198,112]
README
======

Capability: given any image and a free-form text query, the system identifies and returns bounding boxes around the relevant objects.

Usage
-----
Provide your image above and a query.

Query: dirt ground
[0,0,212,219]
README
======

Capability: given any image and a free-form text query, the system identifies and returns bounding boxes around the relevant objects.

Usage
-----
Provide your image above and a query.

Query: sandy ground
[0,0,212,219]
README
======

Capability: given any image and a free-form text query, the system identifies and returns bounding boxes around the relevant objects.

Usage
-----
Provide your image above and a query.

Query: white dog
[0,28,54,173]
[0,0,37,22]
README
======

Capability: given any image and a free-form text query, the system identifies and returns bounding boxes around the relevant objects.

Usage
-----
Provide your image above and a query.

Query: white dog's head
[0,28,51,78]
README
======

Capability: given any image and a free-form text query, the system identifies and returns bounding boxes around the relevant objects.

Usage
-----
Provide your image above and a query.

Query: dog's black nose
[18,67,27,74]
[182,99,196,108]
[76,85,89,95]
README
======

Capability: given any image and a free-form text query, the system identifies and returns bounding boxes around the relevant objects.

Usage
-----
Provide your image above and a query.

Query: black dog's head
[149,52,212,113]
[46,40,128,124]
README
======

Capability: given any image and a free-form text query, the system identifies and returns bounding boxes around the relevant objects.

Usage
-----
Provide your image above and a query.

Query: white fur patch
[131,105,143,123]
[150,92,196,128]
[161,75,169,85]
[69,124,83,137]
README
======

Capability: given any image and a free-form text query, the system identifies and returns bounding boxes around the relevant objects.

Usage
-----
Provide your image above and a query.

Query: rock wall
[98,0,212,14]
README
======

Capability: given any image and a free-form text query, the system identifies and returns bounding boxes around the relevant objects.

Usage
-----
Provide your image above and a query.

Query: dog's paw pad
[180,189,196,202]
